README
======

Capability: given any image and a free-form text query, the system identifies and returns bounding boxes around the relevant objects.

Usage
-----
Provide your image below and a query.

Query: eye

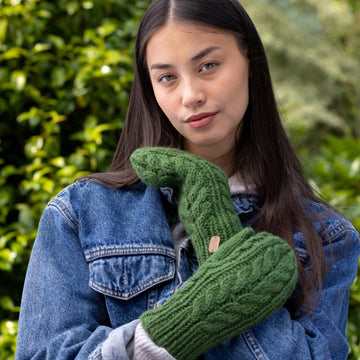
[158,74,177,83]
[200,62,218,72]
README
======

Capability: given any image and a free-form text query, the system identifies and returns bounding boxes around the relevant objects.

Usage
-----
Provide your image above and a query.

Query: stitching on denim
[328,225,358,242]
[316,214,357,244]
[48,200,79,230]
[243,330,268,360]
[293,222,358,264]
[147,288,158,309]
[85,246,176,261]
[89,351,101,360]
[88,344,103,360]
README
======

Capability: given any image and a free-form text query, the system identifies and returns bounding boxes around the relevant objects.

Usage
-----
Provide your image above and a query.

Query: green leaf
[0,47,28,60]
[33,42,52,53]
[51,67,67,87]
[0,249,16,271]
[0,19,8,45]
[10,71,26,91]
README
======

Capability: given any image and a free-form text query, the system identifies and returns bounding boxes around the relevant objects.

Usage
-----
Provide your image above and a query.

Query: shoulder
[294,201,360,259]
[51,178,148,202]
[291,201,360,277]
[44,179,174,249]
[307,201,359,244]
[42,179,168,234]
[48,179,161,215]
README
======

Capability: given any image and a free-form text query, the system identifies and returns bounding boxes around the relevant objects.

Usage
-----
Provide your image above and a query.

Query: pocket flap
[87,248,176,300]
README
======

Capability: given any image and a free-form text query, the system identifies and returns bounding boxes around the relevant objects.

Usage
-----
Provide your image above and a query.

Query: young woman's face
[146,22,249,163]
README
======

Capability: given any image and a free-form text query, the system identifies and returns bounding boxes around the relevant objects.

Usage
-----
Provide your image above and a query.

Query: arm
[15,202,135,360]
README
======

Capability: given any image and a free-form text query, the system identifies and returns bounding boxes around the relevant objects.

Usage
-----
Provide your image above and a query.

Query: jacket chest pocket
[86,248,176,300]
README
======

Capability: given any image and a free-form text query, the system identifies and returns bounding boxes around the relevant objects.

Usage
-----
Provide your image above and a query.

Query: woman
[16,0,360,359]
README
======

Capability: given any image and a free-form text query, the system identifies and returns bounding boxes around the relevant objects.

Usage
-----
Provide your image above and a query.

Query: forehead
[146,22,238,63]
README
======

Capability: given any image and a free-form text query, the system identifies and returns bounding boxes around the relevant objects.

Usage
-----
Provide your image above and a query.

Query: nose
[181,79,206,108]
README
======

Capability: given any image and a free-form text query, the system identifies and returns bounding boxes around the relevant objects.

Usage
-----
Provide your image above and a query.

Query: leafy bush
[0,0,150,358]
[243,0,360,149]
[302,136,360,359]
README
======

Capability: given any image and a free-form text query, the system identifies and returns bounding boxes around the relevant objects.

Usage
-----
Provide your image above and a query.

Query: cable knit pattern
[140,231,297,360]
[130,147,298,360]
[130,147,244,264]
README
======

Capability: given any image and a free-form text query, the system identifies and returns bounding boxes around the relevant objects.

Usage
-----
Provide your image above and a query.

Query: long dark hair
[90,0,327,315]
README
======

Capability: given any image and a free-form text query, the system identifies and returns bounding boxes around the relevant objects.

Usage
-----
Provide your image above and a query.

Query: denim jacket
[16,179,360,360]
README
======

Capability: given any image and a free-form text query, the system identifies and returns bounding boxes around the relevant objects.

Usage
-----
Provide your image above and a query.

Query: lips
[186,112,218,123]
[185,112,218,128]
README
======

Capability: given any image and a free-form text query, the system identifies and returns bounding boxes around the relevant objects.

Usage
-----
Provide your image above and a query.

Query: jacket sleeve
[15,202,136,360]
[203,222,360,360]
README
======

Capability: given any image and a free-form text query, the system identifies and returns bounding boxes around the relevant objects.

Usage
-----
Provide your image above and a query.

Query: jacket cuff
[91,319,140,360]
[134,323,176,360]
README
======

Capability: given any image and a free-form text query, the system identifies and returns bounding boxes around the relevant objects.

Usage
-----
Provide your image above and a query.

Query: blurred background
[0,0,359,358]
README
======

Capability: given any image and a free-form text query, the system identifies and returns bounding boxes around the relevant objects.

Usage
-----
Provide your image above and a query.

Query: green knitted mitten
[130,148,298,358]
[140,231,297,360]
[130,147,245,264]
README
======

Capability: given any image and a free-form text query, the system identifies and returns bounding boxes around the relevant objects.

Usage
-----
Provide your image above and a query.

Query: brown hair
[88,0,327,315]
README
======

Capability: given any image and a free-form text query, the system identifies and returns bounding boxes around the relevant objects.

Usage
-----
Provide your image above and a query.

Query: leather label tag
[209,236,221,253]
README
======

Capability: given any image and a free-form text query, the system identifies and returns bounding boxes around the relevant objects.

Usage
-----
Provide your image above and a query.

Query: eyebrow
[191,46,220,62]
[150,46,221,70]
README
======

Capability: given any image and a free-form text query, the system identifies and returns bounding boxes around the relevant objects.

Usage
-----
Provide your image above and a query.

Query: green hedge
[0,1,151,358]
[0,0,359,358]
[302,137,360,359]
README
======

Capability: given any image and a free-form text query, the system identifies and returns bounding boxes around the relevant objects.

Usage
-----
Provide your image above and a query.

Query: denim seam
[48,201,79,230]
[295,224,357,263]
[243,330,268,360]
[85,247,176,261]
[88,344,103,360]
[147,288,158,309]
[328,225,358,242]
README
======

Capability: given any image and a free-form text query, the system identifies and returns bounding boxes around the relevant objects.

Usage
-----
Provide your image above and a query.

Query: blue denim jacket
[16,180,360,360]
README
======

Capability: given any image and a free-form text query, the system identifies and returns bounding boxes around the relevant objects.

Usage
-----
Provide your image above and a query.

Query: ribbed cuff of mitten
[187,213,243,265]
[141,230,298,360]
[176,161,243,264]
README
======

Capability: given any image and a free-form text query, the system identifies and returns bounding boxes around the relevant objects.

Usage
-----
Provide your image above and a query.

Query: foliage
[243,0,360,150]
[0,0,359,359]
[0,0,151,358]
[302,136,360,360]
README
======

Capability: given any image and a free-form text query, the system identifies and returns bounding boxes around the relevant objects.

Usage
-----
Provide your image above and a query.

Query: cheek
[153,90,181,130]
[227,77,249,112]
[153,88,172,117]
